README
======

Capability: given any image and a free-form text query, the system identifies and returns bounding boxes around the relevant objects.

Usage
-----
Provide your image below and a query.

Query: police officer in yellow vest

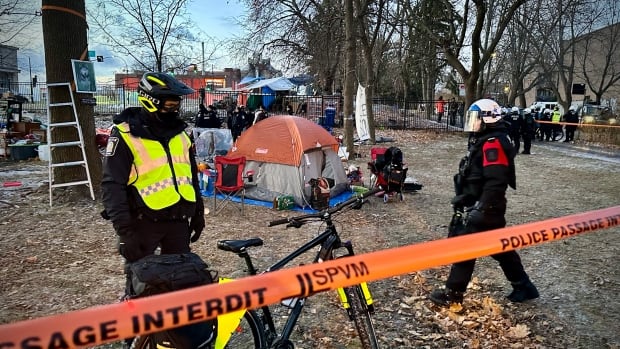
[102,72,205,265]
[551,105,562,141]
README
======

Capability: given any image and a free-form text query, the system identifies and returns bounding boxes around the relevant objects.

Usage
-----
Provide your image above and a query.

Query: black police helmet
[138,72,194,113]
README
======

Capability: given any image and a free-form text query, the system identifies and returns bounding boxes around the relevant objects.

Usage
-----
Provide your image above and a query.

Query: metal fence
[5,82,463,132]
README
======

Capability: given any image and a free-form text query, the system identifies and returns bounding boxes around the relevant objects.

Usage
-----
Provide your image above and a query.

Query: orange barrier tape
[0,206,618,348]
[536,120,620,128]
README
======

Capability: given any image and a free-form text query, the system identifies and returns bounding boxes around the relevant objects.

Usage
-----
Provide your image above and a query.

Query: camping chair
[367,147,388,188]
[213,155,247,215]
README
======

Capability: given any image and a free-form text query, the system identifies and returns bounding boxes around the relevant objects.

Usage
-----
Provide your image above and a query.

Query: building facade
[0,44,20,90]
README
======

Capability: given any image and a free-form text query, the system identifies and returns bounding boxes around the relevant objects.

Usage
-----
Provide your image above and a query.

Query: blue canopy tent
[242,77,296,109]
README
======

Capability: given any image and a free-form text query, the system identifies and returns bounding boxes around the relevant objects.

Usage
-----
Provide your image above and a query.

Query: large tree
[236,0,345,93]
[88,0,215,73]
[354,0,400,143]
[526,0,594,111]
[42,0,101,201]
[413,0,526,109]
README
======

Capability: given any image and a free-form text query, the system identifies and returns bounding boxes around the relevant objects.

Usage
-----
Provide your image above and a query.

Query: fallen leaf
[508,324,531,339]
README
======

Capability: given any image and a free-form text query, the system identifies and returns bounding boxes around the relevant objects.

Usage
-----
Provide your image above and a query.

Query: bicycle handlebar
[268,188,382,228]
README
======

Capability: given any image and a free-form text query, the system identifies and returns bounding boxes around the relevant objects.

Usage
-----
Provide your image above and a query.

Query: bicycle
[130,188,381,349]
[534,124,564,142]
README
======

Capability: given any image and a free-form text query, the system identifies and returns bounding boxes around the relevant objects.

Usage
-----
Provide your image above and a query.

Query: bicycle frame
[230,218,374,347]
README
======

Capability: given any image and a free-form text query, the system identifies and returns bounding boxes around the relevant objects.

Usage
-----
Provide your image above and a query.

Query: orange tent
[231,115,339,166]
[229,115,348,207]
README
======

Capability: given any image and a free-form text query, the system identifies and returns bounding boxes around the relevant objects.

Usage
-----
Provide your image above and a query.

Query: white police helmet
[524,108,531,114]
[511,106,519,114]
[463,99,503,132]
[569,105,577,112]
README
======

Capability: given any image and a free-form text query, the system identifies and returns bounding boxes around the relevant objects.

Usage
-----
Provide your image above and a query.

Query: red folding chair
[213,155,247,215]
[368,147,387,188]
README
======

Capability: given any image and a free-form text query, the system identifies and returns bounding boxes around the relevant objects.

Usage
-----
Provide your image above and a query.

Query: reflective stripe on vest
[552,110,561,123]
[116,123,195,210]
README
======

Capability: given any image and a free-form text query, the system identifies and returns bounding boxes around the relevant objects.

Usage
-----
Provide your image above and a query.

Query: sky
[14,0,246,83]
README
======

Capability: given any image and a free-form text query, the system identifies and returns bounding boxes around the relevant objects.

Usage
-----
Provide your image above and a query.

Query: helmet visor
[463,110,482,132]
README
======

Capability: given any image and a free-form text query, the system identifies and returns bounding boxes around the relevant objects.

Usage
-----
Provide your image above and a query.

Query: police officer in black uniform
[563,106,579,142]
[504,106,523,154]
[521,108,535,154]
[195,104,221,129]
[429,98,539,307]
[101,72,205,265]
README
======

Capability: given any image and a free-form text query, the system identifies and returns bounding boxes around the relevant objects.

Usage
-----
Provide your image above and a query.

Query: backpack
[128,253,217,348]
[309,177,331,210]
[383,147,403,168]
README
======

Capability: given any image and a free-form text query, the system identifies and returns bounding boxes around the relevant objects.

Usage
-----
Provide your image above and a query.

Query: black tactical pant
[123,216,191,296]
[445,213,529,293]
[522,133,532,153]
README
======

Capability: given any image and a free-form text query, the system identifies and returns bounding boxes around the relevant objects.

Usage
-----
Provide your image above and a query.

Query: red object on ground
[3,181,22,187]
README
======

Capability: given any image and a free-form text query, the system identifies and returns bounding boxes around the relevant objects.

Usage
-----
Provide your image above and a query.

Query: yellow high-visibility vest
[552,110,561,123]
[116,123,195,210]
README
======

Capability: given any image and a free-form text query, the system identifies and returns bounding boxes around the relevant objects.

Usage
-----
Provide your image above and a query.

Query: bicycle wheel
[552,127,565,141]
[129,311,265,349]
[221,309,267,349]
[130,335,152,349]
[343,286,379,349]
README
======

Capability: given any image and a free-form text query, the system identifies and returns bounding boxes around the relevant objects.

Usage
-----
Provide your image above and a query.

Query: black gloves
[450,195,467,211]
[189,213,205,243]
[118,232,142,262]
[447,210,465,238]
[465,201,485,227]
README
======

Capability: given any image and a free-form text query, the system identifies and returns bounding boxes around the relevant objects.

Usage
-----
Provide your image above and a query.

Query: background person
[541,108,552,141]
[195,104,221,129]
[521,108,535,154]
[551,105,562,141]
[429,98,539,307]
[563,106,579,142]
[228,105,246,141]
[436,95,446,123]
[504,106,523,154]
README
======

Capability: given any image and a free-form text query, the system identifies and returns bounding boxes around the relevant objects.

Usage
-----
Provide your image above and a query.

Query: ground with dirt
[1,129,619,349]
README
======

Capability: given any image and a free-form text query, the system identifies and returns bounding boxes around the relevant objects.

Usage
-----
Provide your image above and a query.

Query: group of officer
[502,106,536,154]
[501,104,580,154]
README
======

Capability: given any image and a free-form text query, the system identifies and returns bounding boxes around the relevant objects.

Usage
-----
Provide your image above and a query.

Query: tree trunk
[343,0,356,160]
[364,51,376,144]
[42,0,101,199]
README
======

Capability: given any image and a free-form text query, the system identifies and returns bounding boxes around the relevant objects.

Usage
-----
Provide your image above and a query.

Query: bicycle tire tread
[343,286,380,349]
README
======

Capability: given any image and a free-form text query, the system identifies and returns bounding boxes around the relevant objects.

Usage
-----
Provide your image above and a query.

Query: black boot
[429,287,464,307]
[507,279,539,302]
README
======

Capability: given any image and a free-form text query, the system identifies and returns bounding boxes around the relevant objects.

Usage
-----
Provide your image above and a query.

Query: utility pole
[28,57,33,98]
[201,42,205,75]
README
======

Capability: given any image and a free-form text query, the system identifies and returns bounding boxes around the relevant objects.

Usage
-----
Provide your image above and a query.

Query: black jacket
[455,126,516,212]
[196,108,221,129]
[101,107,203,235]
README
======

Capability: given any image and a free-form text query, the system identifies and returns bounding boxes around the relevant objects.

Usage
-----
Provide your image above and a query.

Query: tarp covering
[242,77,296,91]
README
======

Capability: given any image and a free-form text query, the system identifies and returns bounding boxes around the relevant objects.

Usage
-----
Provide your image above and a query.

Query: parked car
[579,104,614,123]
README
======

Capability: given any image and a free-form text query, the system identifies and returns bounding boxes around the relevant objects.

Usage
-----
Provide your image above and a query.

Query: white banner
[355,84,370,141]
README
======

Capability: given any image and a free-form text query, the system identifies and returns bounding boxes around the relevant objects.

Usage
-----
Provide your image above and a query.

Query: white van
[529,101,563,115]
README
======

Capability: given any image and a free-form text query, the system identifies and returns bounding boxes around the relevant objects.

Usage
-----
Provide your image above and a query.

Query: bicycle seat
[217,238,264,253]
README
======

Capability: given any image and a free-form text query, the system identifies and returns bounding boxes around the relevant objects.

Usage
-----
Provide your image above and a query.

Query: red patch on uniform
[482,138,508,167]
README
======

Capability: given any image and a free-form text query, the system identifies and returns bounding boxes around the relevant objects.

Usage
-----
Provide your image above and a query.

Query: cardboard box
[31,129,47,143]
[12,122,41,134]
